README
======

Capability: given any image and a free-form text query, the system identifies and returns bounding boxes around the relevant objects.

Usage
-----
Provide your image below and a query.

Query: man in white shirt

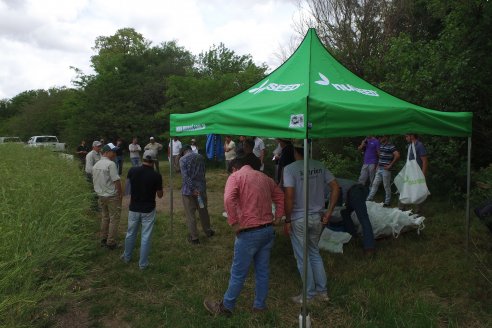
[168,137,182,173]
[85,140,102,179]
[128,137,142,167]
[92,143,122,249]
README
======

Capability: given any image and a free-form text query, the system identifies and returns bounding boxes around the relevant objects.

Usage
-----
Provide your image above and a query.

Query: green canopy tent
[169,28,472,324]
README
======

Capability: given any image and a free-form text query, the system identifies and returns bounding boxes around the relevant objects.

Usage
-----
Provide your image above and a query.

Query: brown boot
[203,299,232,317]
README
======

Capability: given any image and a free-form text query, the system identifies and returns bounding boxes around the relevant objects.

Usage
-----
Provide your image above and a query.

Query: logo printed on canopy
[315,73,379,97]
[176,124,206,133]
[249,79,302,94]
[289,114,304,128]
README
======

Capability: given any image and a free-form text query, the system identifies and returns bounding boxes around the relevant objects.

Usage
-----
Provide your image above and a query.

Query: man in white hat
[85,140,102,180]
[92,143,122,249]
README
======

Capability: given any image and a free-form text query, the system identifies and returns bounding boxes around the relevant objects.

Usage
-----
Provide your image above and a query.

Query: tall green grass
[0,145,93,326]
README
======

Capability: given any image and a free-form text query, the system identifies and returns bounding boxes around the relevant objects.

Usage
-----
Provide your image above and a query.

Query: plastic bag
[394,143,430,204]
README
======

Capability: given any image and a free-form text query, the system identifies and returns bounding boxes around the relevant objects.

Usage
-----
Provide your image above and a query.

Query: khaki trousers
[182,194,212,240]
[99,195,122,245]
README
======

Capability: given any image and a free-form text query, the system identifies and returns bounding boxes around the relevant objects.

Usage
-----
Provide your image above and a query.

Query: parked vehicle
[27,136,66,152]
[0,136,23,144]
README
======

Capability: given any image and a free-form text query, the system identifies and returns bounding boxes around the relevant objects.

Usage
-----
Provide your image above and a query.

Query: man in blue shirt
[179,145,214,244]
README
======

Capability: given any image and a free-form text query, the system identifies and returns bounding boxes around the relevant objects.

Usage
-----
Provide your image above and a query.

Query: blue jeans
[130,157,141,167]
[122,209,156,269]
[341,185,375,250]
[290,214,327,298]
[223,226,275,311]
[367,168,392,204]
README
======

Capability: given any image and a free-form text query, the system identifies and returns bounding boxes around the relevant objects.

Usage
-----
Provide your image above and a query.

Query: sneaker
[206,229,215,238]
[383,203,391,208]
[120,254,130,263]
[315,292,330,302]
[203,299,232,317]
[291,294,313,304]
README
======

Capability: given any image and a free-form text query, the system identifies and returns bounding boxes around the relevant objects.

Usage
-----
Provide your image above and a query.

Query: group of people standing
[204,140,339,316]
[358,133,428,214]
[204,134,429,317]
[77,137,164,269]
[76,133,428,316]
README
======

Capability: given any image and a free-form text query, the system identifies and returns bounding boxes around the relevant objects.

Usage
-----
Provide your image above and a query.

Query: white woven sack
[394,143,430,204]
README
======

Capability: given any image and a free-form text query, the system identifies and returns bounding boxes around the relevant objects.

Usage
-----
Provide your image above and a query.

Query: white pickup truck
[27,136,66,152]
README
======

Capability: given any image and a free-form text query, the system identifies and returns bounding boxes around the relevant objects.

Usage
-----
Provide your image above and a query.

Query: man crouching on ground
[204,156,285,316]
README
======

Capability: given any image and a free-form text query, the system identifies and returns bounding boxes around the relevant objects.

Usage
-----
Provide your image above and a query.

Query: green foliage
[319,146,360,180]
[161,43,267,139]
[471,164,492,207]
[0,145,93,326]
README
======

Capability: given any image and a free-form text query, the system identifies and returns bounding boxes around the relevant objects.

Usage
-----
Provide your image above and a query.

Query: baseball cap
[150,136,155,140]
[143,149,156,161]
[101,143,118,153]
[92,140,102,147]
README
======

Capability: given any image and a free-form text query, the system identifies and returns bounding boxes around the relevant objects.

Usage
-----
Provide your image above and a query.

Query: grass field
[1,147,491,327]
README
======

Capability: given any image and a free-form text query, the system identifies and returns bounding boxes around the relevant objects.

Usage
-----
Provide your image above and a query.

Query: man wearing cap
[168,137,182,173]
[144,137,163,173]
[121,149,163,269]
[179,144,214,244]
[92,143,122,249]
[85,140,102,180]
[283,140,340,304]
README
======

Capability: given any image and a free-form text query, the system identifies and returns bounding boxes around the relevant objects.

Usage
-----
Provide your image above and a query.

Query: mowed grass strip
[0,144,93,326]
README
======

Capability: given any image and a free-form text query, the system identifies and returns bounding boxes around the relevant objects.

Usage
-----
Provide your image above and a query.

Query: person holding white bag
[398,134,429,215]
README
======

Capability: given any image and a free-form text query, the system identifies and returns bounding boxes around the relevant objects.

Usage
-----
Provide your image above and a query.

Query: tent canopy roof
[170,28,472,139]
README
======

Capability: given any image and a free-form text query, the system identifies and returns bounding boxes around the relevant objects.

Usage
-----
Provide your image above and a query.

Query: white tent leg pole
[170,139,174,232]
[301,138,309,327]
[465,137,471,252]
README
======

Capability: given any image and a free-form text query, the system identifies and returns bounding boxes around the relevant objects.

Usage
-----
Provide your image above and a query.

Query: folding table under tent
[169,28,472,326]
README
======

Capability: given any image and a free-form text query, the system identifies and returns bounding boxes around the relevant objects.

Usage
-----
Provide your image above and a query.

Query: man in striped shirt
[366,135,400,206]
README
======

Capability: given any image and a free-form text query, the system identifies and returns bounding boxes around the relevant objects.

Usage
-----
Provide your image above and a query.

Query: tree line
[0,0,490,200]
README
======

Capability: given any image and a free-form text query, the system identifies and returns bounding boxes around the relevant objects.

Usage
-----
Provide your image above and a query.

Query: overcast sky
[0,0,305,99]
